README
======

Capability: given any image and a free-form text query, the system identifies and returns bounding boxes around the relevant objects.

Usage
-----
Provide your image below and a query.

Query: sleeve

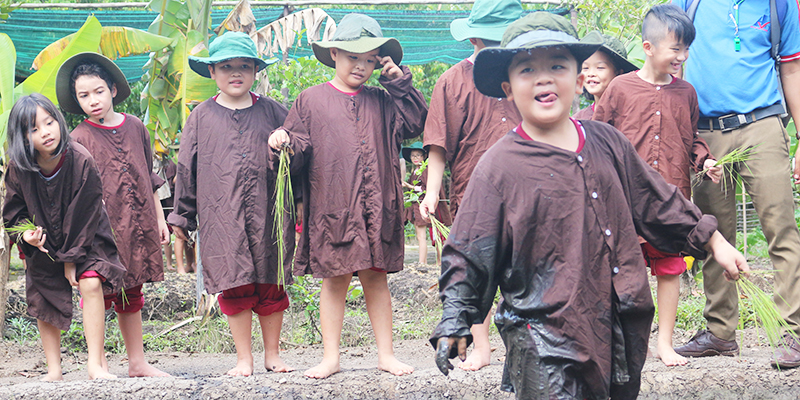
[380,65,429,141]
[167,112,199,231]
[591,80,617,126]
[270,95,312,174]
[141,122,166,192]
[2,165,35,257]
[429,166,507,348]
[56,156,106,263]
[423,74,466,164]
[689,89,713,171]
[779,0,800,61]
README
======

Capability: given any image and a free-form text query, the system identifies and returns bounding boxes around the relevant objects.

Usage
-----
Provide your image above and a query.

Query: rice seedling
[736,271,799,354]
[5,216,55,261]
[272,143,295,288]
[428,214,450,259]
[694,144,759,195]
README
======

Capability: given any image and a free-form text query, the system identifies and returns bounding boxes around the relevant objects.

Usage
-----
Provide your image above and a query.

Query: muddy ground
[1,245,798,399]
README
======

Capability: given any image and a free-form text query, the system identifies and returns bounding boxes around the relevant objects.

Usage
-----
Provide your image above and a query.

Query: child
[55,53,170,378]
[268,13,428,379]
[573,31,638,119]
[154,153,176,271]
[401,142,452,265]
[592,4,721,367]
[3,94,126,380]
[168,31,293,376]
[419,0,523,372]
[431,12,748,399]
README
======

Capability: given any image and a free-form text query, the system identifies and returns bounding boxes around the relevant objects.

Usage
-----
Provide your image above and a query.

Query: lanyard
[730,0,746,51]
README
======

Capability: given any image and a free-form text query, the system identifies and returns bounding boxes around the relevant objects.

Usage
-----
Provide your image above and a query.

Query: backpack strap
[686,0,702,20]
[771,0,789,117]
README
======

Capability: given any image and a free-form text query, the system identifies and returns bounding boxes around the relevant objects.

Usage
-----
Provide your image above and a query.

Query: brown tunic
[423,59,521,216]
[431,121,717,399]
[277,67,427,278]
[405,168,452,227]
[159,157,177,217]
[3,143,126,330]
[71,114,165,289]
[572,104,594,120]
[592,72,712,199]
[169,95,293,293]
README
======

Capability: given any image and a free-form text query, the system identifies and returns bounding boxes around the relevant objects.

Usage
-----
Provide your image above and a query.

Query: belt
[698,103,785,132]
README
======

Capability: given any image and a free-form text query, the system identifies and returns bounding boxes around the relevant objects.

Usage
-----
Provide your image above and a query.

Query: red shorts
[78,271,144,313]
[218,283,289,316]
[641,242,686,276]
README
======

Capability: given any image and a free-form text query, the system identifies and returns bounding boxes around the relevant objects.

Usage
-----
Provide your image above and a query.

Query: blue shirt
[673,0,800,117]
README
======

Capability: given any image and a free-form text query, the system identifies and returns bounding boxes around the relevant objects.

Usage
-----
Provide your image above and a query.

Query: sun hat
[56,52,131,115]
[188,31,276,78]
[450,0,523,42]
[312,13,403,69]
[473,12,603,98]
[402,141,426,164]
[581,31,638,73]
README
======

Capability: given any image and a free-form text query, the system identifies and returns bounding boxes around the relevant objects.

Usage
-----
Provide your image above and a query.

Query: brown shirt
[423,59,521,216]
[3,143,126,330]
[405,168,452,227]
[431,121,717,399]
[572,104,594,120]
[169,95,292,293]
[593,72,712,199]
[71,115,165,289]
[277,67,427,278]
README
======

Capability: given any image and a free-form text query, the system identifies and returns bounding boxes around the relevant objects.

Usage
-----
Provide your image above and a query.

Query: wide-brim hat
[581,31,638,73]
[56,52,131,115]
[402,141,426,163]
[473,12,602,98]
[450,0,523,42]
[188,31,275,78]
[312,13,403,68]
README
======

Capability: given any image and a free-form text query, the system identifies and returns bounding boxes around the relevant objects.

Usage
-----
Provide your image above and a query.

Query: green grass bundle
[272,144,295,288]
[5,216,54,261]
[736,273,798,352]
[429,214,450,258]
[695,144,759,195]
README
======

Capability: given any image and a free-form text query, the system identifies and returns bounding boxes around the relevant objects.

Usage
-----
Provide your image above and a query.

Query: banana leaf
[0,32,16,151]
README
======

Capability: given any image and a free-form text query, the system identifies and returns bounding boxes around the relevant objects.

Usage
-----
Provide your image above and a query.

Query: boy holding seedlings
[592,4,721,366]
[419,0,523,372]
[56,53,170,378]
[431,12,749,399]
[268,13,427,379]
[168,32,294,376]
[572,31,638,119]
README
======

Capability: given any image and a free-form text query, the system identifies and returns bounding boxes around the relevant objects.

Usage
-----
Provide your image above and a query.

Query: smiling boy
[430,12,748,399]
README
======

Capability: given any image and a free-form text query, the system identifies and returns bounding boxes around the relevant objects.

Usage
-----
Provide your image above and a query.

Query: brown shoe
[674,330,739,357]
[771,334,800,369]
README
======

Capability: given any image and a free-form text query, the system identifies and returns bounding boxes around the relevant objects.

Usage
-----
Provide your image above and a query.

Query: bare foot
[88,365,117,380]
[40,372,63,382]
[129,362,171,378]
[265,354,294,373]
[658,345,688,366]
[458,348,492,371]
[378,355,414,376]
[304,359,340,379]
[226,358,254,377]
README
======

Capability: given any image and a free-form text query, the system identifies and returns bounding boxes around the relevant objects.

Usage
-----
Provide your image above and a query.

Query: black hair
[642,4,696,47]
[6,93,70,172]
[69,61,116,105]
[580,48,625,102]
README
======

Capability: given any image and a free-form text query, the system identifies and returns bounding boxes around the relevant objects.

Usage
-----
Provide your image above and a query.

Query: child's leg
[175,237,186,274]
[305,274,351,379]
[79,277,116,380]
[227,309,256,376]
[656,274,687,366]
[459,311,494,371]
[163,241,174,271]
[258,310,293,372]
[415,225,427,264]
[359,268,414,376]
[116,286,170,377]
[37,319,63,381]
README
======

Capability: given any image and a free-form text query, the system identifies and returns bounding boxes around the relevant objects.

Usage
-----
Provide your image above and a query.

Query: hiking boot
[674,330,739,357]
[771,334,800,369]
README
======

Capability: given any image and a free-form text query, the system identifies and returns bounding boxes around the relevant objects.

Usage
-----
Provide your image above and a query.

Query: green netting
[0,7,568,82]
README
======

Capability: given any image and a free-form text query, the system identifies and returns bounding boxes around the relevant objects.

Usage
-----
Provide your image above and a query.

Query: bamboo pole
[17,0,568,8]
[0,232,9,337]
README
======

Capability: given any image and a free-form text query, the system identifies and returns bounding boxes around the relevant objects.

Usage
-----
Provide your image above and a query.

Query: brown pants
[694,116,800,340]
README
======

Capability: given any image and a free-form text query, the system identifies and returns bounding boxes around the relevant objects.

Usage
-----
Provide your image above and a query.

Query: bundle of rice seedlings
[272,144,295,288]
[736,272,798,353]
[695,144,759,195]
[5,216,54,261]
[429,214,450,258]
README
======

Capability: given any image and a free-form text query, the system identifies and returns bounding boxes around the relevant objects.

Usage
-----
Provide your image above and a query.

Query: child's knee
[79,277,103,294]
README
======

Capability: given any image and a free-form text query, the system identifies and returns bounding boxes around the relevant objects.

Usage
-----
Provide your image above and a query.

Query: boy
[431,12,748,399]
[168,32,293,376]
[419,0,523,372]
[592,4,721,367]
[56,53,170,378]
[268,13,428,379]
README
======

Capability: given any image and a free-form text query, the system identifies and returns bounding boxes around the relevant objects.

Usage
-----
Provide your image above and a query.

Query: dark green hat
[56,52,131,115]
[473,12,602,98]
[450,0,523,42]
[581,31,638,73]
[188,31,275,78]
[312,13,403,68]
[401,141,426,163]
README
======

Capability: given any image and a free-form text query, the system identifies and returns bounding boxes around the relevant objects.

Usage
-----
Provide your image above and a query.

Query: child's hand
[158,219,170,245]
[703,159,722,183]
[435,336,468,376]
[419,192,439,222]
[705,230,749,281]
[172,225,188,242]
[22,226,49,255]
[64,262,78,287]
[378,56,403,80]
[268,129,290,151]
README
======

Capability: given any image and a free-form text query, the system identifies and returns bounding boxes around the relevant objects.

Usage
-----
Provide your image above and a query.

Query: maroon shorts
[641,242,686,276]
[78,271,144,313]
[218,283,289,316]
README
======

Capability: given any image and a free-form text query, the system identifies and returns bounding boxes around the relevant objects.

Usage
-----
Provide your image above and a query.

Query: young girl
[3,94,126,380]
[573,31,638,120]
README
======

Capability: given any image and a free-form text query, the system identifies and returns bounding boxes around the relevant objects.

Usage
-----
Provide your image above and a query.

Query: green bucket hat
[401,141,426,164]
[450,0,523,42]
[581,31,638,73]
[312,13,403,69]
[56,52,131,115]
[188,31,275,78]
[473,12,602,98]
